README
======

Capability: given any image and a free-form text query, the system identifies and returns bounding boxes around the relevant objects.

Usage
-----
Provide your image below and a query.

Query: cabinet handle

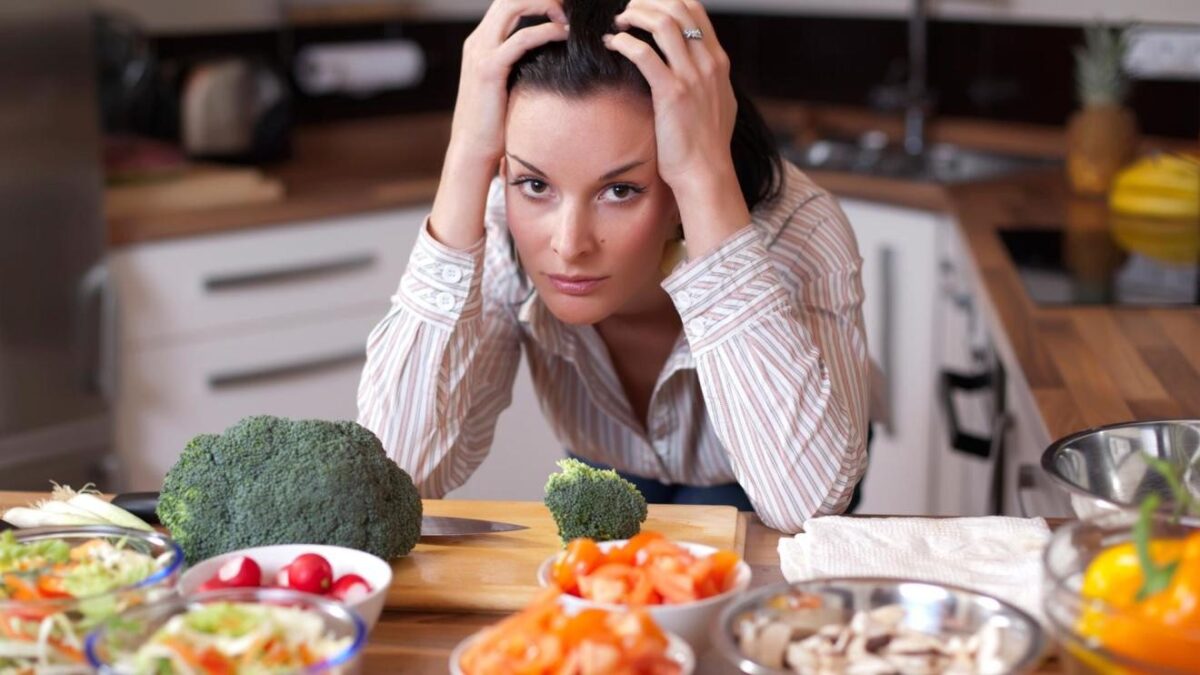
[939,358,1008,514]
[938,369,994,457]
[74,261,117,400]
[203,254,376,292]
[1016,462,1038,518]
[877,245,896,435]
[208,350,365,390]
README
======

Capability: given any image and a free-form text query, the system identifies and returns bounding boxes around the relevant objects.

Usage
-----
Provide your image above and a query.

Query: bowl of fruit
[178,545,392,629]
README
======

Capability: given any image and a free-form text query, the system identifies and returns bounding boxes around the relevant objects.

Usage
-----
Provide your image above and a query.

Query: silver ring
[682,27,703,41]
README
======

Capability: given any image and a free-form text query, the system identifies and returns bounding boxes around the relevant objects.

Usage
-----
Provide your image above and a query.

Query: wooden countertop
[948,173,1200,443]
[106,114,449,246]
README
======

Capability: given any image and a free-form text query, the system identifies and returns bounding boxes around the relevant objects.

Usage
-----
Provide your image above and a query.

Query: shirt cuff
[397,217,486,327]
[661,224,790,353]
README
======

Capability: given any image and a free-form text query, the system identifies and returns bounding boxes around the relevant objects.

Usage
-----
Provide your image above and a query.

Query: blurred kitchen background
[1,0,1197,515]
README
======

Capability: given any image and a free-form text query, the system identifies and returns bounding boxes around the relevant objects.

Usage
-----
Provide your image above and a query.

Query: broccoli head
[158,415,422,564]
[544,458,647,544]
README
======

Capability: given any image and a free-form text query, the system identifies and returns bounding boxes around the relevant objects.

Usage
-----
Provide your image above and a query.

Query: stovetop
[999,227,1199,307]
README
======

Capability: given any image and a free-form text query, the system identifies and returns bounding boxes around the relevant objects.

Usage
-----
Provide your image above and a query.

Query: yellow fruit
[1109,154,1200,220]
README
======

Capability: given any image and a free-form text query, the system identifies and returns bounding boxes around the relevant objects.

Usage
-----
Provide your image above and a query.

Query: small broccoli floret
[544,458,647,544]
[158,415,422,564]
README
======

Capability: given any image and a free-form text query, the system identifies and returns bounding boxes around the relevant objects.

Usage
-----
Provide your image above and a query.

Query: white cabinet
[112,206,564,497]
[111,208,428,490]
[930,224,1072,518]
[839,198,946,515]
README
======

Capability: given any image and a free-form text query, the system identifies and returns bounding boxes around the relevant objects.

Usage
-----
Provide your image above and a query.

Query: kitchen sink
[782,135,1059,184]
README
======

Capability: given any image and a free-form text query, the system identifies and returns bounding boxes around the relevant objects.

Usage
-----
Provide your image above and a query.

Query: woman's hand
[452,0,569,166]
[432,0,568,249]
[604,0,751,258]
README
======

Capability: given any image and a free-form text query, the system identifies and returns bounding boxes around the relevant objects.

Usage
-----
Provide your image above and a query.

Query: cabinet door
[111,207,426,347]
[839,199,943,515]
[115,310,378,490]
[930,226,996,516]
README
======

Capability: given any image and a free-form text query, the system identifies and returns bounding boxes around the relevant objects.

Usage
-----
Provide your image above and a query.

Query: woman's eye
[602,184,642,202]
[520,179,549,196]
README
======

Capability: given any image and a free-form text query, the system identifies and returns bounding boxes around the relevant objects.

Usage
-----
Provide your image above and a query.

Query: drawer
[114,309,379,490]
[111,207,426,347]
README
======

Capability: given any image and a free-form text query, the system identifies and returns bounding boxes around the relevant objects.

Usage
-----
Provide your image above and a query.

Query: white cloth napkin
[778,516,1051,623]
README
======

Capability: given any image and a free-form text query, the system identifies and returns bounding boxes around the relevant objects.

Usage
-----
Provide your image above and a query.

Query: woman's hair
[508,0,782,210]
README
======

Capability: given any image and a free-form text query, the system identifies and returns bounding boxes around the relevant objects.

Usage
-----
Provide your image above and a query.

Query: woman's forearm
[428,143,498,250]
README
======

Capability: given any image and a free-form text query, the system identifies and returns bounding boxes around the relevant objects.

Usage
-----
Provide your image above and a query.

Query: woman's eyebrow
[600,160,647,180]
[507,154,547,176]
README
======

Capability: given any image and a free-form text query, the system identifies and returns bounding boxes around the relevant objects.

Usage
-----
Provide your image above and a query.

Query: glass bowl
[713,578,1045,674]
[1043,511,1200,674]
[0,525,183,673]
[85,586,367,674]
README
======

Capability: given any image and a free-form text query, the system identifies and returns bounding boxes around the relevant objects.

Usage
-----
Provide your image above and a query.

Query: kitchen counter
[106,114,449,246]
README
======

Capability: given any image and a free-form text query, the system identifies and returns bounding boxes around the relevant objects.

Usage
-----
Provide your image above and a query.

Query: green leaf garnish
[1134,494,1180,601]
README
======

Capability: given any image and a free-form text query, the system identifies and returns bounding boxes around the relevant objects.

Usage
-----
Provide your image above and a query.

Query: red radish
[329,574,372,603]
[197,577,227,593]
[216,556,262,588]
[284,553,333,594]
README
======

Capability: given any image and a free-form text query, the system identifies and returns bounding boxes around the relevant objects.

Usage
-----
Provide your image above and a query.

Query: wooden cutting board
[389,500,744,613]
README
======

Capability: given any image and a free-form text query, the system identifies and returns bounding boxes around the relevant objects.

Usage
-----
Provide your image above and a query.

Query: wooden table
[368,512,1063,674]
[0,492,1063,673]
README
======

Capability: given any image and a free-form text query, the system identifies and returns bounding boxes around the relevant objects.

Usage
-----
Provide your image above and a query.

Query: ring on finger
[682,27,703,40]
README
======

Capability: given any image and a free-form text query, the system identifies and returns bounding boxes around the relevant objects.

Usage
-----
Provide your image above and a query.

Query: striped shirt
[357,161,869,533]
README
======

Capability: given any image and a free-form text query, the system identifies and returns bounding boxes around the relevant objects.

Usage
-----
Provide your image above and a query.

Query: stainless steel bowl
[712,578,1046,674]
[1041,419,1200,521]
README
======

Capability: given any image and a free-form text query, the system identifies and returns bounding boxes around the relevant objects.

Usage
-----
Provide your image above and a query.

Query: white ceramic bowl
[179,544,392,630]
[449,626,695,675]
[536,539,752,649]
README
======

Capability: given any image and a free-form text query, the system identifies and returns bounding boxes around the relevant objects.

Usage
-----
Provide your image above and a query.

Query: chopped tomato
[459,591,679,674]
[553,533,742,607]
[608,532,666,566]
[552,538,604,593]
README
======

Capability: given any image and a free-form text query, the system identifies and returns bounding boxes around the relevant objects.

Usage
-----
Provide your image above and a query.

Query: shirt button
[689,317,710,337]
[675,290,692,309]
[441,265,463,283]
[435,292,456,311]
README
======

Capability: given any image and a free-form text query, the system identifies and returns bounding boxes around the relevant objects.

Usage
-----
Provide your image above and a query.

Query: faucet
[904,0,929,156]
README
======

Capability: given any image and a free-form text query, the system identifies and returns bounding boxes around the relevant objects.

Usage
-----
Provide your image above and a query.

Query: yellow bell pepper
[1078,532,1200,672]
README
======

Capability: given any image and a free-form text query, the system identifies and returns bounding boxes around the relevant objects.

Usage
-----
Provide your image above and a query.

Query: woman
[358,0,869,533]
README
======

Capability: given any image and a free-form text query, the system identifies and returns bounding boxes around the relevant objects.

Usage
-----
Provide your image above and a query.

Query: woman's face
[503,87,679,326]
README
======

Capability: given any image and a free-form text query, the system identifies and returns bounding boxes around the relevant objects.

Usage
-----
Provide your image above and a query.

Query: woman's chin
[541,294,614,326]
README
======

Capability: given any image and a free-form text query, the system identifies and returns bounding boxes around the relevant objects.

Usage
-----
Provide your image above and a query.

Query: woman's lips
[546,274,609,296]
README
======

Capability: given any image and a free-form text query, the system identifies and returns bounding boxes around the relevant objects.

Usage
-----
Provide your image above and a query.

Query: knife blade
[110,492,527,538]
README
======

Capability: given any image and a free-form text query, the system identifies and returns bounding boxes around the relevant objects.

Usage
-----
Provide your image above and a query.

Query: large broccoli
[158,415,422,564]
[544,458,647,544]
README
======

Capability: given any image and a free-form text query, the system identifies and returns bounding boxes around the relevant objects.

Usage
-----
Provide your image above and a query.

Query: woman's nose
[550,205,597,261]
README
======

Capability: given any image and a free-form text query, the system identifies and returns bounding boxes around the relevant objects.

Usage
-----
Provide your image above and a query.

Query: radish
[329,574,372,603]
[284,553,333,594]
[217,556,262,588]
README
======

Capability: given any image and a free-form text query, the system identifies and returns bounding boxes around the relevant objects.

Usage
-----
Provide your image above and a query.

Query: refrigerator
[0,0,114,489]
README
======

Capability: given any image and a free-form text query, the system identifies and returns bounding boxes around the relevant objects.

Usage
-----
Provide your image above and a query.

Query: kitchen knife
[110,492,527,539]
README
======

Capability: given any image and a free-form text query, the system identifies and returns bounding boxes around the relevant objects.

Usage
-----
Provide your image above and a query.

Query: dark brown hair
[507,0,782,210]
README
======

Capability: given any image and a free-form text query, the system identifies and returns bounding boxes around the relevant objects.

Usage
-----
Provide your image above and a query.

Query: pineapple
[1074,24,1130,108]
[1066,24,1138,196]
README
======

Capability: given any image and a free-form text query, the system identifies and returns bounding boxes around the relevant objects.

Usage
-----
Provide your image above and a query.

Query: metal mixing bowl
[1040,419,1200,521]
[712,578,1046,674]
